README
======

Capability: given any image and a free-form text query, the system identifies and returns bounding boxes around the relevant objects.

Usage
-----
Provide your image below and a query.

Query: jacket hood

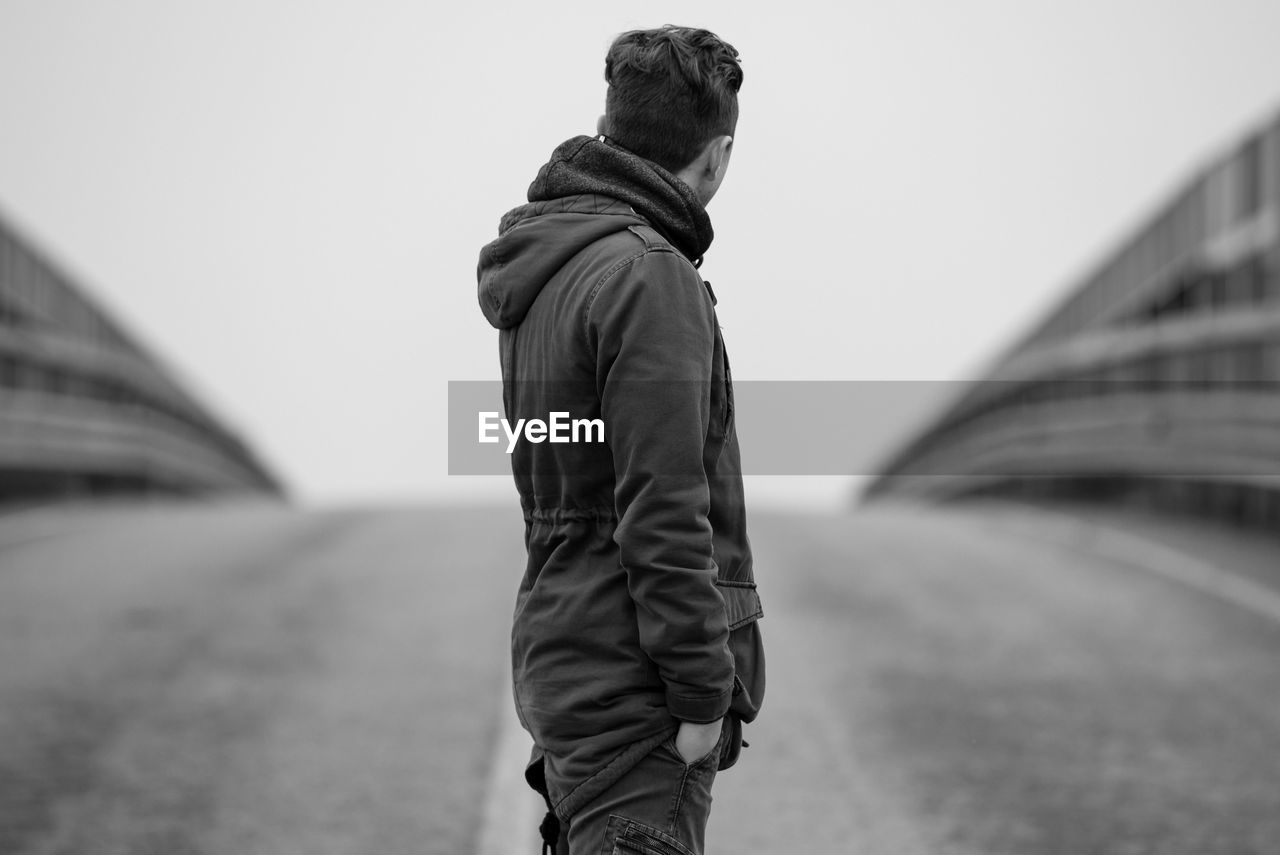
[477,136,713,330]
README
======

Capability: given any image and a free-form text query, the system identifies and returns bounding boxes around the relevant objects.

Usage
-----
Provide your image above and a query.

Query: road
[2,499,1279,854]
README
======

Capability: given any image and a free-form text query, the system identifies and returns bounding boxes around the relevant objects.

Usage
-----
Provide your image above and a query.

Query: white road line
[0,533,50,551]
[1006,509,1280,628]
[0,510,52,548]
[476,662,543,855]
[1088,522,1280,627]
[0,526,63,551]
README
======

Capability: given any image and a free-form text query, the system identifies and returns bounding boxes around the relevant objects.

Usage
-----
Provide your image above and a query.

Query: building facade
[865,109,1280,524]
[0,212,282,502]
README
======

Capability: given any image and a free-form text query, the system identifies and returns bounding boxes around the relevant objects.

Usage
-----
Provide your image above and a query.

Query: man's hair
[603,25,743,174]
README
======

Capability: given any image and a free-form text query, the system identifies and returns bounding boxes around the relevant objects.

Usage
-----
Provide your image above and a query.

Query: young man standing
[477,25,764,855]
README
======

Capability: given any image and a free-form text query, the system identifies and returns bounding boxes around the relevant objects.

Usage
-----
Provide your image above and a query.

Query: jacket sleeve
[587,247,734,724]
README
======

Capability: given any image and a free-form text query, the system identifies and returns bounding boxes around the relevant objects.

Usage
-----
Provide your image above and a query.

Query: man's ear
[596,115,608,136]
[706,135,733,178]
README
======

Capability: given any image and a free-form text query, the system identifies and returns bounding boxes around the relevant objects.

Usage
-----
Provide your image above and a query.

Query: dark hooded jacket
[477,135,764,821]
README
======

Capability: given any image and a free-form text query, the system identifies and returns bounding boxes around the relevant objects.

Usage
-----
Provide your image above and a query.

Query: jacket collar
[526,135,713,265]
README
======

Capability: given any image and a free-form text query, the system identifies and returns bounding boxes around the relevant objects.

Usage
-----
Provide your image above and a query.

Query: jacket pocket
[714,579,762,631]
[718,712,744,771]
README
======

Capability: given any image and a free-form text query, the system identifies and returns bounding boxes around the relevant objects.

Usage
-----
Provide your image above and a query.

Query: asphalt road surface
[2,499,1279,854]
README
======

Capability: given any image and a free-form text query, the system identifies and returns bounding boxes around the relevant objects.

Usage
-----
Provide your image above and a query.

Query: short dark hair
[603,25,743,174]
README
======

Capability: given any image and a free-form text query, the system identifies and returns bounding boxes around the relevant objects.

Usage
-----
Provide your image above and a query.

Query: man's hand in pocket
[674,717,724,765]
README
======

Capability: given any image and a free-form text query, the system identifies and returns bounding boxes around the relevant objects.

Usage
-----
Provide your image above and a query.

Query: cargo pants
[535,719,733,855]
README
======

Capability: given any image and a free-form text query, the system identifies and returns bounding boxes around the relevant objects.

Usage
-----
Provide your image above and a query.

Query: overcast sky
[2,1,1279,508]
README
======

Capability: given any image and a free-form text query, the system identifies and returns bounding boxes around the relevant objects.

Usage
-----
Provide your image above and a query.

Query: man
[476,25,764,855]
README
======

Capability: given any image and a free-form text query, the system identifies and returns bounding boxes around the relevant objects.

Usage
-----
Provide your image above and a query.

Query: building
[0,210,283,502]
[864,108,1280,525]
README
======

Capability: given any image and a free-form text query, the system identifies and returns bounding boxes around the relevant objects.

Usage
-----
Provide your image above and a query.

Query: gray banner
[450,379,1280,477]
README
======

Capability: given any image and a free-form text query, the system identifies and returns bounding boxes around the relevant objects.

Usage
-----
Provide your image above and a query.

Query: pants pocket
[605,815,696,855]
[664,717,731,769]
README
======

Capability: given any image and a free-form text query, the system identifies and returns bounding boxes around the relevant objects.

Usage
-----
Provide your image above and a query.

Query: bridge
[3,89,1280,855]
[0,213,281,503]
[865,108,1280,527]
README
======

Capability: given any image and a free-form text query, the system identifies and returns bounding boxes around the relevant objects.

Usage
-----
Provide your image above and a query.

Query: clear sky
[2,1,1279,508]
